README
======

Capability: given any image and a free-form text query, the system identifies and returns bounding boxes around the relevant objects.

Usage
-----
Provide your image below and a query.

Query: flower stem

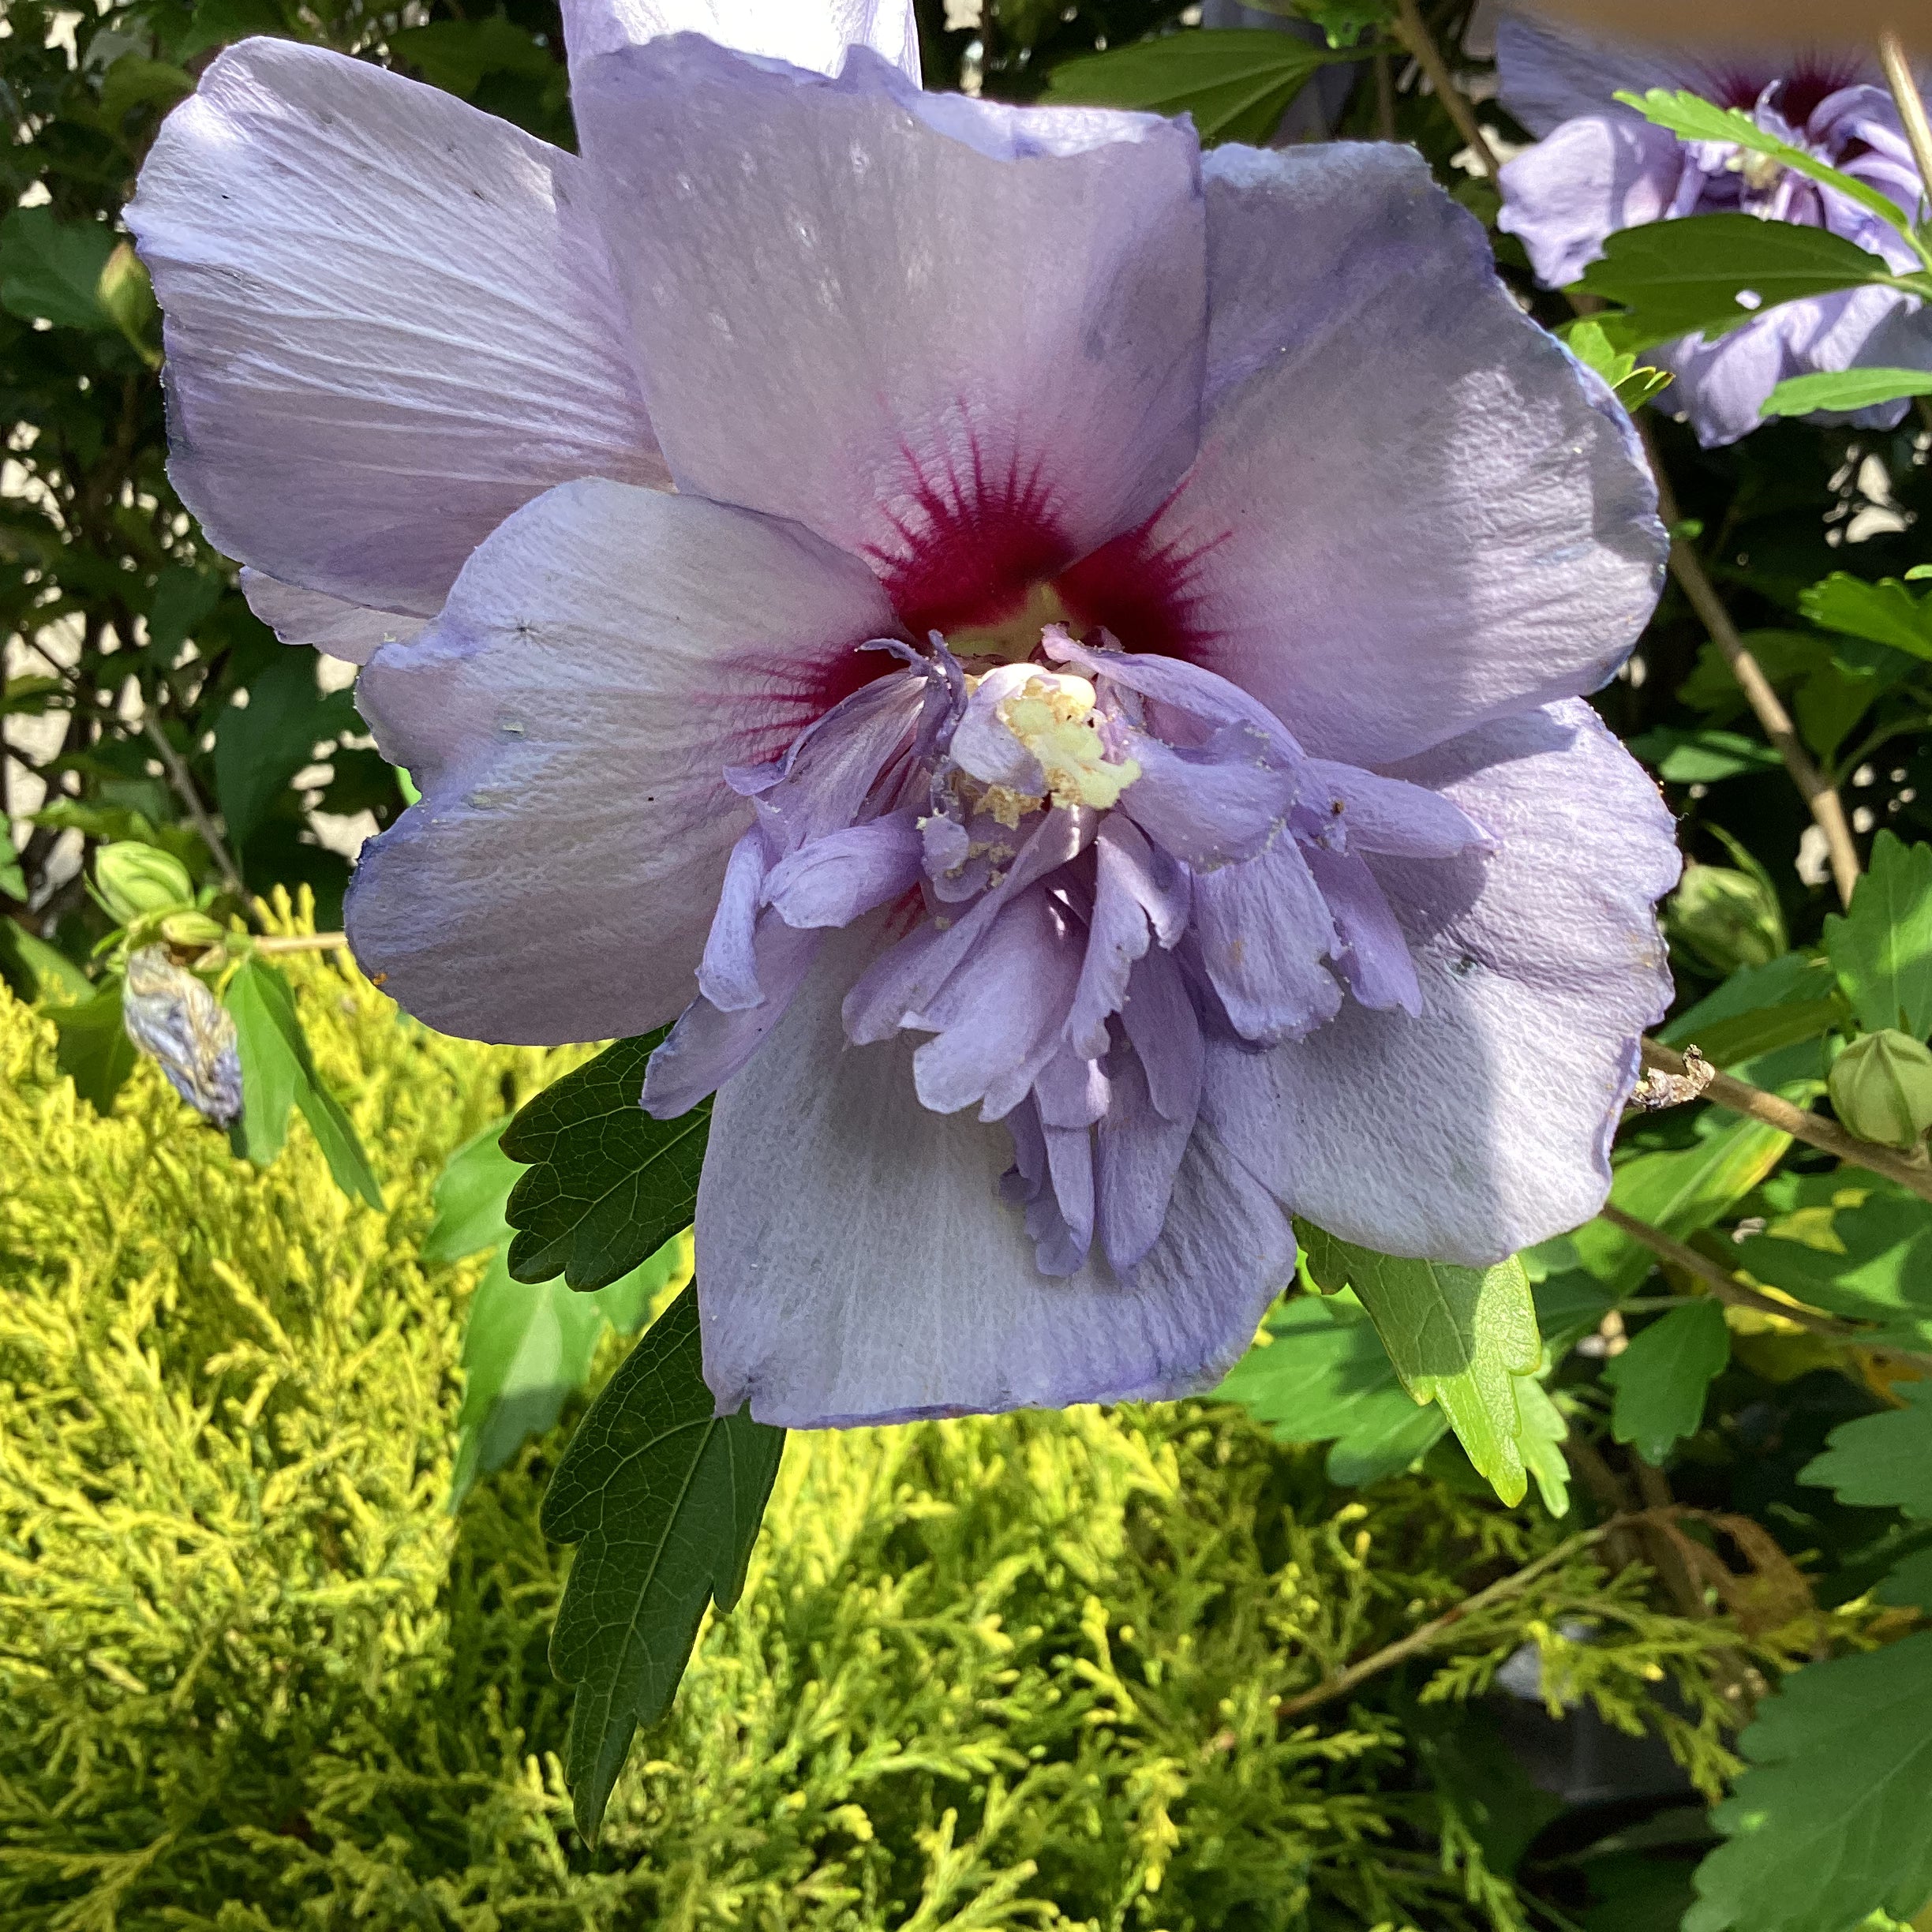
[253,931,349,954]
[1639,1036,1932,1202]
[1640,429,1861,908]
[1391,0,1500,181]
[142,716,245,898]
[1878,32,1932,219]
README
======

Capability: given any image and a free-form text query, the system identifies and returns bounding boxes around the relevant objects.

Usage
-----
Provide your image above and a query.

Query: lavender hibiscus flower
[129,2,1679,1427]
[1495,10,1932,447]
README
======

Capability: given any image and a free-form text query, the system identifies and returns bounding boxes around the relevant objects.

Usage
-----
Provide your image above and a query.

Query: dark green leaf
[224,957,382,1208]
[1218,1295,1448,1485]
[1823,831,1932,1038]
[1876,1547,1932,1610]
[50,979,137,1114]
[1661,951,1839,1073]
[213,649,356,852]
[1042,29,1340,145]
[1299,1226,1542,1506]
[0,918,92,1004]
[388,17,555,95]
[1291,0,1391,48]
[1763,366,1932,418]
[1574,215,1911,355]
[503,1034,710,1291]
[0,824,22,902]
[1799,1380,1932,1518]
[96,54,196,127]
[1801,571,1932,663]
[0,206,115,330]
[542,1283,784,1840]
[1626,726,1785,783]
[1603,1298,1729,1465]
[1685,1631,1932,1932]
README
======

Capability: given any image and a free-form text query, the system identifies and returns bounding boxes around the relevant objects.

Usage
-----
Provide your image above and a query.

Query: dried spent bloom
[122,945,244,1126]
[129,2,1679,1426]
[1495,10,1932,447]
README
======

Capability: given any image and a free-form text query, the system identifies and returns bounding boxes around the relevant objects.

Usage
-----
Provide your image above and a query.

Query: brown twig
[1279,1522,1616,1720]
[1642,433,1861,908]
[141,717,244,897]
[1640,1038,1932,1205]
[1879,32,1932,212]
[1391,0,1500,181]
[1374,50,1398,142]
[1597,1200,1932,1370]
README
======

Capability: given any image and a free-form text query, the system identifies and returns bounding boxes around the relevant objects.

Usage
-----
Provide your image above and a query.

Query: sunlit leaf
[1298,1227,1541,1507]
[1801,571,1932,664]
[1626,726,1785,784]
[542,1284,784,1840]
[1762,367,1932,417]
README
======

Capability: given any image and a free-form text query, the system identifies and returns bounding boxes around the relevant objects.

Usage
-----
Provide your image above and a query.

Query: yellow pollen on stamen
[995,675,1140,812]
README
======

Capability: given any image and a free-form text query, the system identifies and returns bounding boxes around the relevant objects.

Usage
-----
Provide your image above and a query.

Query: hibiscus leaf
[1616,89,1927,261]
[212,649,357,852]
[1217,1294,1448,1485]
[1762,367,1932,418]
[424,1118,520,1264]
[1734,1192,1932,1350]
[1602,1298,1729,1466]
[1799,1380,1932,1519]
[1574,214,1915,355]
[49,977,138,1114]
[1625,726,1785,784]
[502,1033,710,1291]
[0,205,116,331]
[1801,571,1932,664]
[1684,1632,1932,1932]
[1823,831,1932,1038]
[1297,1228,1542,1507]
[1042,30,1345,146]
[223,957,384,1208]
[541,1282,784,1841]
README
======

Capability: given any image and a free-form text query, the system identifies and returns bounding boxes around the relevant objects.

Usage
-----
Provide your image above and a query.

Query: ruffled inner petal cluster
[644,627,1489,1282]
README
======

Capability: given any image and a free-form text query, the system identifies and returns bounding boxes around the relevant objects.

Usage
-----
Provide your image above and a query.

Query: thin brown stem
[1642,431,1860,908]
[1879,32,1932,215]
[1279,1523,1615,1720]
[1597,1199,1932,1371]
[1391,0,1499,180]
[1640,1037,1932,1206]
[1374,51,1397,143]
[141,717,244,897]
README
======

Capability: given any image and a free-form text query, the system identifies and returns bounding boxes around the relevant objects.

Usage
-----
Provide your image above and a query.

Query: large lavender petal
[1192,839,1342,1044]
[694,923,1294,1425]
[127,39,665,620]
[572,36,1206,630]
[1492,11,1710,137]
[346,479,896,1045]
[1496,115,1696,286]
[1204,701,1679,1266]
[559,0,919,87]
[1065,144,1664,769]
[240,572,425,665]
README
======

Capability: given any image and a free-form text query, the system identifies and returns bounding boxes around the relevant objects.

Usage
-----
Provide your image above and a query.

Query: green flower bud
[95,841,195,927]
[1665,863,1788,978]
[1827,1030,1932,1150]
[158,909,225,949]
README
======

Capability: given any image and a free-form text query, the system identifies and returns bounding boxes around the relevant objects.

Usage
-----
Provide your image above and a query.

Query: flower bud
[121,945,243,1125]
[1827,1030,1932,1151]
[95,841,195,926]
[1665,863,1786,977]
[159,909,225,949]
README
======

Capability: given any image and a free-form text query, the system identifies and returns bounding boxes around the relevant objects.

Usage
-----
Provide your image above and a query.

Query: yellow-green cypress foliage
[1,897,1764,1931]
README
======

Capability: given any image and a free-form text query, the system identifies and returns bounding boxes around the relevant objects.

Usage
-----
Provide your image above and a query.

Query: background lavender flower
[1496,10,1932,445]
[130,2,1678,1428]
